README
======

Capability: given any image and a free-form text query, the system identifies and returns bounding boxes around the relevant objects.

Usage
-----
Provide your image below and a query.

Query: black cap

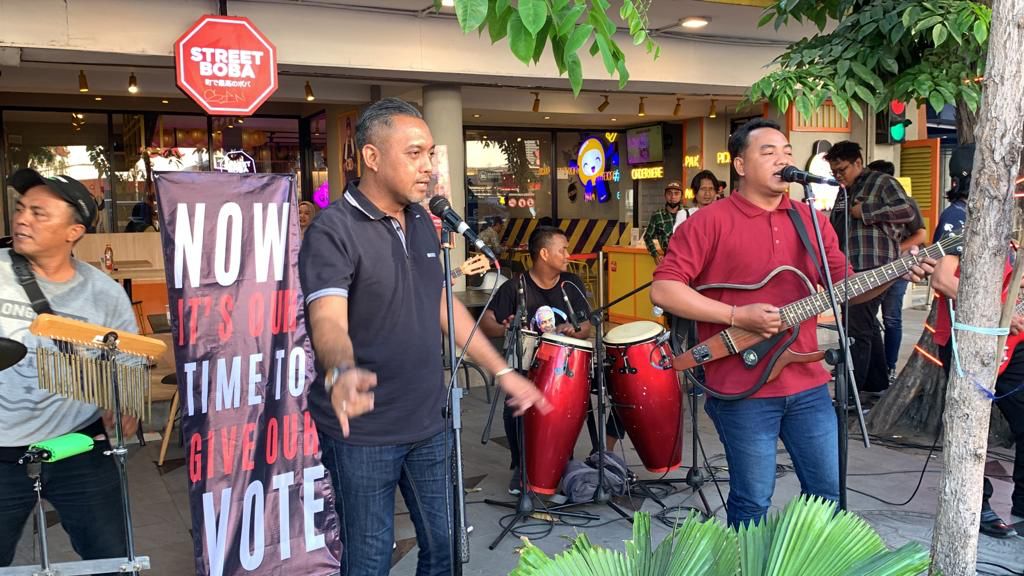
[7,168,97,226]
[949,144,975,178]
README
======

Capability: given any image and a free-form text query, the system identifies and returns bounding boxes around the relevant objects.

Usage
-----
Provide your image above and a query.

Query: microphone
[428,196,497,261]
[560,282,582,332]
[517,273,528,327]
[778,165,840,187]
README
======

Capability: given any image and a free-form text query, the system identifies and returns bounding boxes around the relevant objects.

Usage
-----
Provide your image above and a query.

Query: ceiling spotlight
[473,113,481,118]
[638,96,646,117]
[228,120,235,129]
[161,99,169,104]
[94,96,103,101]
[543,115,551,120]
[610,118,618,122]
[680,16,710,29]
[236,116,244,124]
[597,95,610,112]
[531,91,540,113]
[128,72,138,94]
[708,99,718,118]
[305,81,315,101]
[78,70,89,93]
[441,0,455,6]
[673,97,682,117]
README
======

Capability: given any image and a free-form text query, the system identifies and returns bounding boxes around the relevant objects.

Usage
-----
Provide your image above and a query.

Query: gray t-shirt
[0,249,138,446]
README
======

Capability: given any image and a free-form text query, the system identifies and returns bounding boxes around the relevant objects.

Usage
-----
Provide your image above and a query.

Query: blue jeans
[0,434,127,572]
[882,280,909,372]
[320,430,452,576]
[705,384,839,528]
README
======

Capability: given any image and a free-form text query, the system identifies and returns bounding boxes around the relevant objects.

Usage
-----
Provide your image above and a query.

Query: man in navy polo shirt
[299,98,549,576]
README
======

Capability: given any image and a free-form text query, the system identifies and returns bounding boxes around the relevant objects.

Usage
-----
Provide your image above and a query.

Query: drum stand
[483,275,599,550]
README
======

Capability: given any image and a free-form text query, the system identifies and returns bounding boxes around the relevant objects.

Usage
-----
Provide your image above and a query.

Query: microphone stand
[548,280,659,522]
[440,227,468,574]
[801,183,867,512]
[483,274,598,550]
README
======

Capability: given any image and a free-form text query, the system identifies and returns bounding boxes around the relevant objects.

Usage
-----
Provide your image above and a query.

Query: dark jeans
[847,294,890,393]
[320,430,451,576]
[0,433,127,572]
[882,280,909,372]
[705,384,839,528]
[940,342,1024,513]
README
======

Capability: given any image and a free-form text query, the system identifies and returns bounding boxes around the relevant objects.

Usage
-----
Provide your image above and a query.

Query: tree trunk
[866,299,946,438]
[930,2,1024,574]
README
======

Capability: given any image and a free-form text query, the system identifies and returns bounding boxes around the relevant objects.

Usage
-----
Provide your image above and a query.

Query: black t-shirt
[487,271,590,330]
[299,183,445,446]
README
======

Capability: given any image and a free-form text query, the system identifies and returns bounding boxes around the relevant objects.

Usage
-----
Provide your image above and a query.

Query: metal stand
[548,281,658,521]
[483,273,599,550]
[440,229,469,574]
[0,334,150,576]
[801,184,868,511]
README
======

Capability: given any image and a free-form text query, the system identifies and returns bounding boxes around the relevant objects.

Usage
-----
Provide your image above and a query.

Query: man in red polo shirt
[651,118,934,527]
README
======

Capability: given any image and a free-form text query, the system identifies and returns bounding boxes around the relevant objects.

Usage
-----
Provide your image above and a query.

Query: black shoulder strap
[787,207,824,280]
[9,251,53,315]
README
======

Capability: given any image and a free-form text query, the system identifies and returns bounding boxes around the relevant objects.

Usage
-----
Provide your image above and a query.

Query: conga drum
[523,333,592,494]
[604,321,683,473]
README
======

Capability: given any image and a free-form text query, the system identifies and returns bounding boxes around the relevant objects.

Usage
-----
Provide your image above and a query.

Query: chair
[153,373,180,467]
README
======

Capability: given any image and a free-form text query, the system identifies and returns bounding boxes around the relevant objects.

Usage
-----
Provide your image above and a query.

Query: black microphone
[428,196,497,261]
[778,165,840,187]
[560,282,582,332]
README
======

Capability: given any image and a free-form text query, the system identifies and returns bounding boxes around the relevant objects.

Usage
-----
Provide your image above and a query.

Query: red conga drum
[523,333,592,495]
[604,321,683,473]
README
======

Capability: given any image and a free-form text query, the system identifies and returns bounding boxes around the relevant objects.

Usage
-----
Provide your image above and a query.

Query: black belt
[0,418,106,464]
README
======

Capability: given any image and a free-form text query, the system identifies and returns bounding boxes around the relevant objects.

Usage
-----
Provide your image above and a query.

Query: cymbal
[1,337,28,371]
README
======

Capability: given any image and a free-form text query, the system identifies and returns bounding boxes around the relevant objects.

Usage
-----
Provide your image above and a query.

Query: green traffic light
[890,123,905,142]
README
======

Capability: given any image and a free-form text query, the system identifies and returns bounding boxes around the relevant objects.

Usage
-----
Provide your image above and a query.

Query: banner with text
[155,172,340,576]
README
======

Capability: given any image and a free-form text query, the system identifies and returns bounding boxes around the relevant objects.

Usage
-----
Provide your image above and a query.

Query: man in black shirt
[481,226,621,493]
[299,98,548,576]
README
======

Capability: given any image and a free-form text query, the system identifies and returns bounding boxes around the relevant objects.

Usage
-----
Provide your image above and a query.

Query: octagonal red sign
[174,15,278,116]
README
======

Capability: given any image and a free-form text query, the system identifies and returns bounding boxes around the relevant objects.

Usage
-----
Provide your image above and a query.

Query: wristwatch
[324,364,355,394]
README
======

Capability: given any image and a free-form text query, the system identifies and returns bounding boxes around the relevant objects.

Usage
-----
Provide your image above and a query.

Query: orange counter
[603,246,660,325]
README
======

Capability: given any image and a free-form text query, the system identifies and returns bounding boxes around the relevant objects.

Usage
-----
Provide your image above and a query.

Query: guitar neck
[780,240,949,328]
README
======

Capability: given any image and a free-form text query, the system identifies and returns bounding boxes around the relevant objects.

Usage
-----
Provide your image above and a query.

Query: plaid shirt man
[831,169,915,271]
[643,207,677,259]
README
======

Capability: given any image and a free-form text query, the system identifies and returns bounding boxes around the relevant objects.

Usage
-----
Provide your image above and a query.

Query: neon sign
[684,155,701,168]
[716,152,731,165]
[631,166,664,180]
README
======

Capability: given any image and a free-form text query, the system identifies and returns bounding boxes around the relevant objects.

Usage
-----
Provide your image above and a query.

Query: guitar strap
[787,208,825,282]
[9,250,54,315]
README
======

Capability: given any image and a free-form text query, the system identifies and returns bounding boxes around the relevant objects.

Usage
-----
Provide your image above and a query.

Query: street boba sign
[175,15,278,116]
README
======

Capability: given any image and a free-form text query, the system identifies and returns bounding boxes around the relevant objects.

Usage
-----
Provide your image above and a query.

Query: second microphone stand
[483,274,598,550]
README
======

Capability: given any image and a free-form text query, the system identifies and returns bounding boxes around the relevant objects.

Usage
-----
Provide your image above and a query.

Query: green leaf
[962,84,981,112]
[795,93,813,121]
[552,0,568,11]
[518,0,548,36]
[830,92,850,120]
[933,23,948,46]
[551,37,566,74]
[564,23,593,55]
[632,29,647,46]
[837,59,850,79]
[927,90,945,113]
[758,10,774,28]
[594,33,617,75]
[566,52,583,96]
[880,55,898,74]
[556,4,585,37]
[853,84,877,110]
[488,6,513,43]
[850,61,883,91]
[531,20,550,63]
[914,15,942,34]
[507,13,536,64]
[973,20,988,44]
[455,0,488,33]
[616,57,630,88]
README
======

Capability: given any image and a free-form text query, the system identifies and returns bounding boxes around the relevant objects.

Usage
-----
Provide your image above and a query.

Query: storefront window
[3,110,111,232]
[309,113,328,205]
[211,115,300,178]
[465,129,552,229]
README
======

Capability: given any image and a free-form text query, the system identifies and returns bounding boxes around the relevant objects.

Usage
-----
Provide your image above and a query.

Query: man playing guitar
[651,118,935,528]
